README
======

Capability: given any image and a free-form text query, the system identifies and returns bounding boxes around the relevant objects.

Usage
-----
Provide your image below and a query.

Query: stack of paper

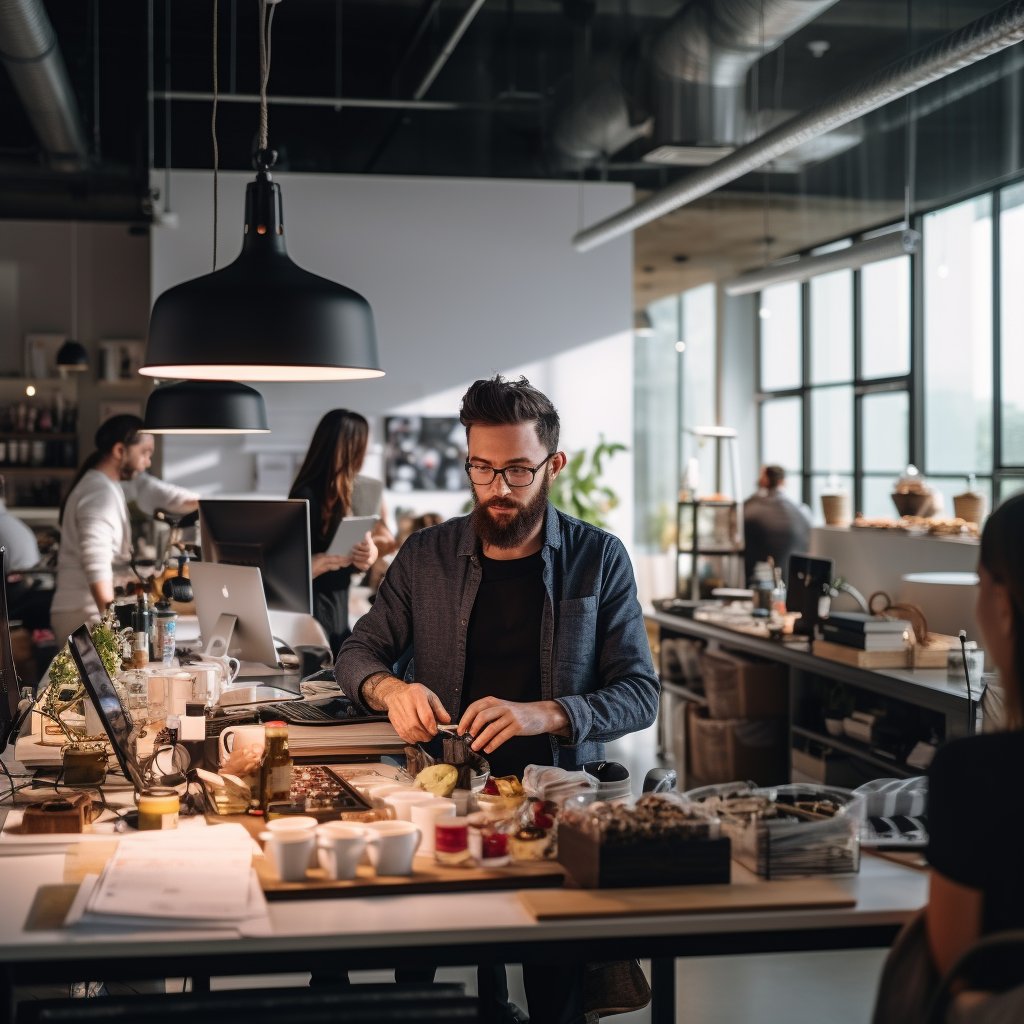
[65,824,269,934]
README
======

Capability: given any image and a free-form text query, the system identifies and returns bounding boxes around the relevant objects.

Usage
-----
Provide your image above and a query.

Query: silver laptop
[190,562,281,669]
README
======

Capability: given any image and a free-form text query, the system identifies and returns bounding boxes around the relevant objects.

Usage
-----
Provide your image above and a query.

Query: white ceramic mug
[260,829,316,882]
[361,820,422,876]
[410,798,457,855]
[363,782,411,806]
[218,723,266,796]
[316,822,367,881]
[218,723,266,765]
[383,790,439,822]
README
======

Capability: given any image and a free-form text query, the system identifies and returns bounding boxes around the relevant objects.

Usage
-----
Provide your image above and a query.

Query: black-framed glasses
[464,452,558,488]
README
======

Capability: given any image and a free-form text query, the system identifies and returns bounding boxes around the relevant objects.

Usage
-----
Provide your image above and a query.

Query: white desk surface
[0,850,926,965]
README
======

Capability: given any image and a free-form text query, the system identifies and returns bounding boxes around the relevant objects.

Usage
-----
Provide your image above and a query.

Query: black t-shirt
[927,731,1024,935]
[460,550,552,779]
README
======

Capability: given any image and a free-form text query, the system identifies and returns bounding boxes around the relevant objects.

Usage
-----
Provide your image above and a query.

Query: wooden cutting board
[517,877,855,920]
[257,854,565,900]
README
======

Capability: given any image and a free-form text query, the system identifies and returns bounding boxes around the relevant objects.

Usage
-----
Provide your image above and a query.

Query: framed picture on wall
[24,334,67,379]
[97,339,146,382]
[384,416,467,492]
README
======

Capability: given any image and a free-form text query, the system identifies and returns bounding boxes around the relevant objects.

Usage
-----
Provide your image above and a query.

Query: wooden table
[0,843,926,1024]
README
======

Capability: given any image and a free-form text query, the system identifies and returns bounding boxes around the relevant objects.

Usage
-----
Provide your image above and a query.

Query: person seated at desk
[874,493,1024,1022]
[335,375,660,1024]
[742,464,812,585]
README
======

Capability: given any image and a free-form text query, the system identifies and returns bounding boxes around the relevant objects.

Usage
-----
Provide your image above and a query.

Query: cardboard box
[688,708,787,787]
[698,650,787,720]
[557,823,731,888]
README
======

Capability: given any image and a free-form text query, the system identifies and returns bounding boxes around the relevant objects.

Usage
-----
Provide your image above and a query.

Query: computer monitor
[0,548,26,755]
[787,554,835,637]
[190,561,280,667]
[68,625,145,790]
[198,498,312,616]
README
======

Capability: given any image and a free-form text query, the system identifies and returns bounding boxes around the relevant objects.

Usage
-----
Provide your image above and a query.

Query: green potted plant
[550,435,626,530]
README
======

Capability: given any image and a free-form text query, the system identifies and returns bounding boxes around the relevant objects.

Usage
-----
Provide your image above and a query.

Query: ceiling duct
[0,0,88,172]
[574,0,1024,252]
[647,0,841,163]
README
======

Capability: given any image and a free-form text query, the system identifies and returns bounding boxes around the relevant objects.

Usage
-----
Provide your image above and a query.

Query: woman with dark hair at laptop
[290,410,395,654]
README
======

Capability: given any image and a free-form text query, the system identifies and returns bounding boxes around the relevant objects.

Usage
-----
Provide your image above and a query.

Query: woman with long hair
[289,410,395,653]
[875,492,1024,1022]
[51,415,152,642]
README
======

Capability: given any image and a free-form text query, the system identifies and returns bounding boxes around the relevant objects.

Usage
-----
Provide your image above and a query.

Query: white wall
[152,171,635,543]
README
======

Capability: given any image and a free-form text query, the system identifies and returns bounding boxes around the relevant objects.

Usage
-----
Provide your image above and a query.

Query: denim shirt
[335,504,660,769]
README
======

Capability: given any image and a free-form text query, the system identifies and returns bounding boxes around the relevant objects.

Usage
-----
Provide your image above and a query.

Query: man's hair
[459,375,560,453]
[763,465,786,489]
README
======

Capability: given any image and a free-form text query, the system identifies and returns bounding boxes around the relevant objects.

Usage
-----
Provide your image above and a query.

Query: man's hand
[350,532,378,572]
[377,679,451,744]
[459,697,570,755]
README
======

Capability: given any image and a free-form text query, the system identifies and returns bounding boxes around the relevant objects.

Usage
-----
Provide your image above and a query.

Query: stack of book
[820,612,911,651]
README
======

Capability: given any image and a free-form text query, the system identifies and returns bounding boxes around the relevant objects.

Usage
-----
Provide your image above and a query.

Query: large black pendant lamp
[141,0,383,384]
[143,381,270,435]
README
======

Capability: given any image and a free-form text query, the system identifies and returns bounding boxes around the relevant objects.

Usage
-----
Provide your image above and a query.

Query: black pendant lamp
[143,381,270,435]
[141,0,383,384]
[56,339,89,373]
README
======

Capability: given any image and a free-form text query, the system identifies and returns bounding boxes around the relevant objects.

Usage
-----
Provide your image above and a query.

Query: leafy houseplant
[549,436,626,530]
[40,610,129,748]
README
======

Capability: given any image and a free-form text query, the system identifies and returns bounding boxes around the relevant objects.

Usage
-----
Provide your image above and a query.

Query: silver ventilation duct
[0,0,88,172]
[651,0,840,149]
[573,0,1024,252]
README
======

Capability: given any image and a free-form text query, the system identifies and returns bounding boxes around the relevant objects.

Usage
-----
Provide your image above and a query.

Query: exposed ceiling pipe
[573,0,1024,253]
[0,0,89,172]
[412,0,488,100]
[651,0,840,146]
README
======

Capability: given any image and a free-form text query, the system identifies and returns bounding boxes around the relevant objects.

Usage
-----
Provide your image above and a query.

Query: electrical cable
[212,0,220,271]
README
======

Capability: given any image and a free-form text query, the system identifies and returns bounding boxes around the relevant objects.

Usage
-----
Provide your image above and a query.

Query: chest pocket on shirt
[555,596,598,686]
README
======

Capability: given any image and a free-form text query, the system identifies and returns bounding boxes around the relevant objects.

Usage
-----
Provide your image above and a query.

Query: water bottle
[153,603,178,665]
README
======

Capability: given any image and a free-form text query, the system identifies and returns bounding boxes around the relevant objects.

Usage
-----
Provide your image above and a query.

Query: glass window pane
[682,286,715,430]
[862,390,909,474]
[862,476,896,519]
[1000,181,1024,464]
[760,397,802,474]
[861,256,911,379]
[759,283,801,392]
[809,270,852,385]
[999,479,1024,503]
[923,195,993,474]
[634,297,681,553]
[810,385,853,474]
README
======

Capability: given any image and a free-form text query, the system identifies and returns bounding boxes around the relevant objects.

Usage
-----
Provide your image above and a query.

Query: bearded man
[51,415,191,642]
[335,374,659,1024]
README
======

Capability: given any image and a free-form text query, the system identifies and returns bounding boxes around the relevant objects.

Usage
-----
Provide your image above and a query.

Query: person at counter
[50,416,161,642]
[742,464,812,584]
[336,374,660,1023]
[289,409,396,653]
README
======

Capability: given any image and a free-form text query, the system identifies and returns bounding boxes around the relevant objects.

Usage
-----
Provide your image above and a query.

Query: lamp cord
[212,0,219,271]
[257,0,276,155]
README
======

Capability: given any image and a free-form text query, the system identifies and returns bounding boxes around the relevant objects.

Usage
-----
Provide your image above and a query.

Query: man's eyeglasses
[464,452,558,488]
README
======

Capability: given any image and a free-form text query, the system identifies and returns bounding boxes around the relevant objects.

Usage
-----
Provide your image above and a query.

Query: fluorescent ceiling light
[724,228,920,296]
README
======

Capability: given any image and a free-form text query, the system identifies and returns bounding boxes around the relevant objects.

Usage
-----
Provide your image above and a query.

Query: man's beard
[471,474,549,550]
[118,460,136,482]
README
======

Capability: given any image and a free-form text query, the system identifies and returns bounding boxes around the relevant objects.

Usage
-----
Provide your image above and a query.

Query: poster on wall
[384,416,467,492]
[97,340,146,382]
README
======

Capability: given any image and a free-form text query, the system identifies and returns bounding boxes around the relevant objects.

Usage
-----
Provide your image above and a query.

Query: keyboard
[257,697,390,727]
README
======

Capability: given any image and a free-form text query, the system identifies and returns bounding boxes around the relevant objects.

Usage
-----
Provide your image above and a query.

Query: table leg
[650,957,675,1024]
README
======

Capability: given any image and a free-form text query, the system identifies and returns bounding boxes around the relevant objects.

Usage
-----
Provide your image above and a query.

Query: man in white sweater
[50,415,196,643]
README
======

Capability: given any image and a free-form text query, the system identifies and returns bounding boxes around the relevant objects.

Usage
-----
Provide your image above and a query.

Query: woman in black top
[289,410,395,654]
[925,492,1024,979]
